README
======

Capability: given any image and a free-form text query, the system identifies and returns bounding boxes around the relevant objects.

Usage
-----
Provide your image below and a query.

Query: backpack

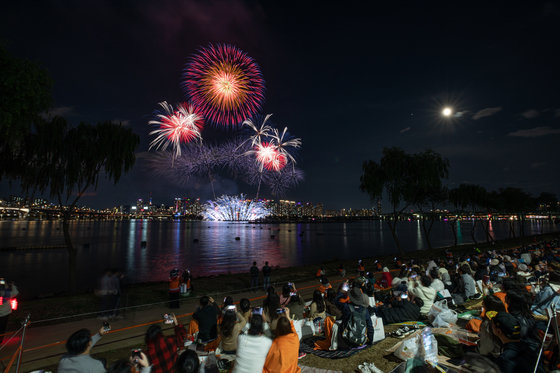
[341,305,368,346]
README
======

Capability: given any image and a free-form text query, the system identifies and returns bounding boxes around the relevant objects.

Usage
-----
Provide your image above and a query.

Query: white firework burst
[202,194,270,221]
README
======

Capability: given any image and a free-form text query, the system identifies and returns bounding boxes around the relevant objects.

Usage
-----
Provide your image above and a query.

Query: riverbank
[7,231,559,330]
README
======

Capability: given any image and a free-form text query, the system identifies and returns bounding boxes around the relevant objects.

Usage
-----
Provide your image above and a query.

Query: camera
[103,321,111,332]
[162,314,173,324]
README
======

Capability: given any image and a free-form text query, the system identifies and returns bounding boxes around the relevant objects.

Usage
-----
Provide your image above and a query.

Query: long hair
[326,287,337,303]
[312,290,325,313]
[220,310,237,338]
[265,293,281,320]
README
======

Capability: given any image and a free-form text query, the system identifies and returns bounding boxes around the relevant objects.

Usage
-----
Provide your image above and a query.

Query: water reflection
[0,219,558,297]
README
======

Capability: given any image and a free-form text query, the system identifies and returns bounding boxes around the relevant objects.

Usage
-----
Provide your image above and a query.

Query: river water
[0,219,558,297]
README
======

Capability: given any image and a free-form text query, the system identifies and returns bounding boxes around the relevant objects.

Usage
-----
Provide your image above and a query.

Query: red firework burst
[255,142,287,171]
[183,44,265,127]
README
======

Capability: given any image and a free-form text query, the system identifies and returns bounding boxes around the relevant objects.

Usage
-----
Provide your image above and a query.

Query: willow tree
[20,117,139,292]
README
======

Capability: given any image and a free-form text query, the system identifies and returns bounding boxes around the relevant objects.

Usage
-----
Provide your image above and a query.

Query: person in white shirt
[233,309,273,373]
[409,275,437,316]
[429,269,445,294]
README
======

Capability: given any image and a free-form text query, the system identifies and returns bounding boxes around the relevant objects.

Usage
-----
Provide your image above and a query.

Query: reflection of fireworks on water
[183,44,265,127]
[202,194,270,221]
[149,102,203,157]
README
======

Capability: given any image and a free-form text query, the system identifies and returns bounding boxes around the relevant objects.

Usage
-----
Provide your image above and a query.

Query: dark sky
[1,1,560,210]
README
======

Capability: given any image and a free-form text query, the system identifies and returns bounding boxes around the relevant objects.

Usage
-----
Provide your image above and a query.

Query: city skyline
[1,1,559,209]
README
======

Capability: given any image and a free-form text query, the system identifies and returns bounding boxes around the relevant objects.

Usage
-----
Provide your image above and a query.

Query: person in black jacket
[262,261,271,291]
[250,262,259,290]
[192,296,220,343]
[373,283,421,325]
[337,281,374,349]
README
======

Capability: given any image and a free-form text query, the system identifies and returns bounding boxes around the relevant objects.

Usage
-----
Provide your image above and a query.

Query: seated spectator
[454,264,478,304]
[239,298,251,321]
[176,349,200,373]
[318,276,332,295]
[287,292,305,320]
[380,267,393,288]
[309,289,326,320]
[264,293,281,332]
[506,289,539,350]
[192,296,220,343]
[263,314,301,373]
[409,275,436,316]
[279,283,293,306]
[429,268,445,294]
[108,352,151,373]
[532,271,560,316]
[337,282,374,349]
[145,313,186,373]
[438,266,452,287]
[491,312,544,373]
[366,271,376,287]
[477,295,506,357]
[58,325,110,373]
[219,307,247,354]
[233,310,273,373]
[325,288,343,319]
[374,283,421,324]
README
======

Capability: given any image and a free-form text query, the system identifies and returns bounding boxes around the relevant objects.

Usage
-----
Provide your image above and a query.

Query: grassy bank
[8,231,560,330]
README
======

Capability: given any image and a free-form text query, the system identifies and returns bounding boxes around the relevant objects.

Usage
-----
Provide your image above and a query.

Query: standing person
[262,262,271,291]
[110,269,124,319]
[168,269,181,309]
[97,269,113,320]
[145,313,186,373]
[250,262,259,290]
[181,269,192,296]
[0,279,18,344]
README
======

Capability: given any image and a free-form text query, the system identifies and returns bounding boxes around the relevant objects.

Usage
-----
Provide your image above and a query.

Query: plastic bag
[432,308,458,328]
[394,334,420,360]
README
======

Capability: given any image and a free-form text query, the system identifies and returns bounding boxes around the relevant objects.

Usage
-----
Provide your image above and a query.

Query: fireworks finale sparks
[183,43,265,127]
[148,101,203,158]
[202,194,270,221]
[255,142,287,172]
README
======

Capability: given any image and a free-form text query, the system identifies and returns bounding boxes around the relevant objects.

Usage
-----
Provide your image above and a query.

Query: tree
[408,150,450,250]
[494,187,535,238]
[360,147,449,254]
[0,46,52,178]
[20,117,139,293]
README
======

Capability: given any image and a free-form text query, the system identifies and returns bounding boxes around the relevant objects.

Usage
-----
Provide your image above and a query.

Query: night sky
[1,1,559,210]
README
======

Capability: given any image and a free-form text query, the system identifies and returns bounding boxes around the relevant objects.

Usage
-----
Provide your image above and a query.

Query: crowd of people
[51,236,560,372]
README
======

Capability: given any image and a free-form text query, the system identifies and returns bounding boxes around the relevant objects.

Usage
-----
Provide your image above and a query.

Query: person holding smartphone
[58,324,112,372]
[263,308,300,373]
[233,308,273,373]
[219,305,247,354]
[145,313,186,373]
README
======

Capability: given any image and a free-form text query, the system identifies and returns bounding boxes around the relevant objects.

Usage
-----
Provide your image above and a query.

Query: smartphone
[103,321,111,332]
[411,274,417,279]
[467,258,471,262]
[276,308,286,314]
[131,349,142,363]
[253,307,263,315]
[162,314,173,324]
[225,305,236,311]
[342,283,350,292]
[400,293,408,299]
[0,279,5,286]
[289,292,297,297]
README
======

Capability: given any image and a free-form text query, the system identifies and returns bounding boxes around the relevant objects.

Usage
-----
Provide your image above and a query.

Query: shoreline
[7,230,560,330]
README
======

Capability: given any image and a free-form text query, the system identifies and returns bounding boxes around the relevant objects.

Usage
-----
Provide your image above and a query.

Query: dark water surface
[0,219,558,297]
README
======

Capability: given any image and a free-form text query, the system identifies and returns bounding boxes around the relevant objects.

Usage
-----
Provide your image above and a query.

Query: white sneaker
[358,363,372,373]
[367,362,384,373]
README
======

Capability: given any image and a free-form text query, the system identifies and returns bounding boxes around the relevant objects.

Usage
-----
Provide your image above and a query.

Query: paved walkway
[0,276,346,372]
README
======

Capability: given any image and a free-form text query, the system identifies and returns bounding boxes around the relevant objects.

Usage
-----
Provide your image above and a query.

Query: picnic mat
[299,336,370,359]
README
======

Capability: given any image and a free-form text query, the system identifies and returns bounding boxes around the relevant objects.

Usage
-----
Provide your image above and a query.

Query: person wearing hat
[318,276,332,295]
[373,283,420,325]
[532,271,560,316]
[336,280,374,348]
[491,312,544,373]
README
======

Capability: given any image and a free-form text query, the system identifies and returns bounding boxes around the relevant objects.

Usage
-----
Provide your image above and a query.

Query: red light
[10,298,17,310]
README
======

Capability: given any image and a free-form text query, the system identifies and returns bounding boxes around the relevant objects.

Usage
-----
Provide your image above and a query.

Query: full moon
[442,107,453,117]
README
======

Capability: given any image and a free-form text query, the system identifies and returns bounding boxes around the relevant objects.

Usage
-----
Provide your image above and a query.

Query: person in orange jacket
[168,269,181,309]
[263,308,301,373]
